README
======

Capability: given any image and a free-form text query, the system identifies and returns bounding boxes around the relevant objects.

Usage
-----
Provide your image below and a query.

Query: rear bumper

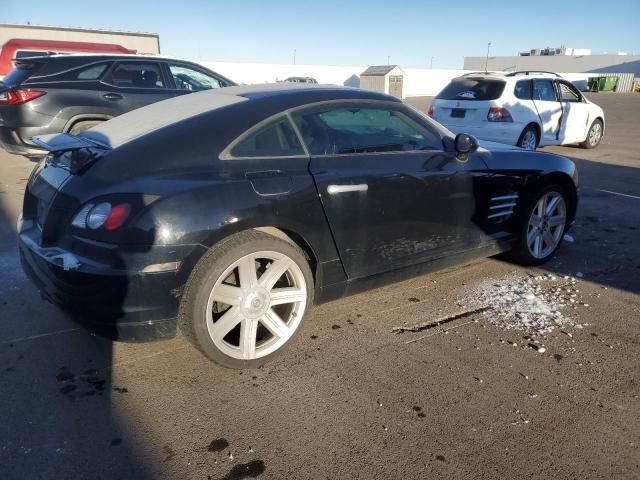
[436,120,524,146]
[18,225,204,336]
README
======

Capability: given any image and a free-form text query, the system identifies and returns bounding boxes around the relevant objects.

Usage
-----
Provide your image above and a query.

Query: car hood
[477,139,523,153]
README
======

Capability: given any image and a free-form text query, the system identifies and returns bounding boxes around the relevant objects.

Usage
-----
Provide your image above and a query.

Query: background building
[464,52,640,76]
[0,23,160,55]
[359,65,406,98]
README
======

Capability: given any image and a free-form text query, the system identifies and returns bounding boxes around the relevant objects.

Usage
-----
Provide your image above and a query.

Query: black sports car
[18,84,577,368]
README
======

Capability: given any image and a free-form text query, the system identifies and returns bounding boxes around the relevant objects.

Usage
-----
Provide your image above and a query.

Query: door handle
[327,184,368,194]
[103,93,123,101]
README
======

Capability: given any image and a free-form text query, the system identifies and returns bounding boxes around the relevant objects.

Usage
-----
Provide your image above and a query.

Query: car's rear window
[1,66,37,87]
[436,78,506,101]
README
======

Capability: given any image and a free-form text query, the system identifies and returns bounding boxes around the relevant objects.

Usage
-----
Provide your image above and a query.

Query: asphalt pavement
[0,93,638,480]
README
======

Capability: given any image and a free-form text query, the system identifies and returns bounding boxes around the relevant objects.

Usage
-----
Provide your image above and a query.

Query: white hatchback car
[429,71,605,150]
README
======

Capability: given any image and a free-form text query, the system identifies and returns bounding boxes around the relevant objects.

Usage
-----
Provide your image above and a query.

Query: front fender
[478,149,578,224]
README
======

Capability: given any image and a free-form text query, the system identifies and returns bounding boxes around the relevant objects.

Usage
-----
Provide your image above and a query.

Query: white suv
[429,71,605,150]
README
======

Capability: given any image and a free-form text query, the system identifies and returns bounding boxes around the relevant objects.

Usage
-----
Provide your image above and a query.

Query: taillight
[72,202,131,231]
[104,204,131,231]
[0,89,46,105]
[487,107,513,122]
[427,105,434,117]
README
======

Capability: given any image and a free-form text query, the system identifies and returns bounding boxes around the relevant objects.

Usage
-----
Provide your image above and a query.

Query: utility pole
[430,56,434,69]
[293,49,297,65]
[387,55,391,65]
[485,42,492,72]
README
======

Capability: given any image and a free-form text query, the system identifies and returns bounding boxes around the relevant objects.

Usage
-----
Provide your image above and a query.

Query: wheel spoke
[529,214,542,228]
[270,287,307,306]
[533,234,542,257]
[545,195,560,215]
[542,229,556,248]
[548,215,566,227]
[211,306,242,342]
[527,227,538,247]
[210,283,242,306]
[260,308,290,339]
[237,255,258,289]
[240,318,258,359]
[259,258,291,289]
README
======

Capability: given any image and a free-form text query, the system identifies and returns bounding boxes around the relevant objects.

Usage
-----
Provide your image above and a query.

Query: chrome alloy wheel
[205,251,308,360]
[520,130,538,150]
[527,192,567,259]
[588,122,602,147]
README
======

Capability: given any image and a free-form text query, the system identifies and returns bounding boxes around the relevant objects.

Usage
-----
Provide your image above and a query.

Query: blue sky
[5,0,639,68]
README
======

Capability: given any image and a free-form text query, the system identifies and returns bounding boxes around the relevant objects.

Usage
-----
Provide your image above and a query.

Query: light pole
[485,42,492,72]
[293,49,297,65]
[430,56,434,69]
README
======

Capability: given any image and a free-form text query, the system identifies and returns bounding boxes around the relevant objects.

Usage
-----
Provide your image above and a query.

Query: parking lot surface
[1,93,638,479]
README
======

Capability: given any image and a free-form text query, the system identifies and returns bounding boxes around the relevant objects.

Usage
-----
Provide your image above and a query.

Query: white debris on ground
[460,273,582,335]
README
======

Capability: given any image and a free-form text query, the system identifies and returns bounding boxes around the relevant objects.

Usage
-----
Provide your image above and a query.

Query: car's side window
[168,64,223,91]
[104,62,165,89]
[292,105,442,155]
[532,80,557,102]
[558,81,581,102]
[230,117,305,158]
[514,80,532,100]
[76,63,109,80]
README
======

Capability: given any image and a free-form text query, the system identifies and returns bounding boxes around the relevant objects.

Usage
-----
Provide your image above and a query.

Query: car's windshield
[436,78,506,101]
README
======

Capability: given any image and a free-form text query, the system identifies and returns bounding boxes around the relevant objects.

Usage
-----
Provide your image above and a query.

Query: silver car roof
[81,83,354,149]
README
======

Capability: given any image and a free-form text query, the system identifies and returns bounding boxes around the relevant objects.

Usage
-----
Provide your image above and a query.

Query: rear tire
[517,125,539,150]
[581,119,603,149]
[506,184,568,266]
[179,230,314,369]
[69,120,103,135]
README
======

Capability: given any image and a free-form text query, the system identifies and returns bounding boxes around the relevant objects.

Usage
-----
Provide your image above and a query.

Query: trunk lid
[23,133,111,245]
[24,160,76,245]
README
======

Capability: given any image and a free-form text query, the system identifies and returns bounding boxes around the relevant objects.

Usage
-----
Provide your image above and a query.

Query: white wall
[403,68,470,96]
[198,61,470,96]
[196,61,594,96]
[198,61,365,87]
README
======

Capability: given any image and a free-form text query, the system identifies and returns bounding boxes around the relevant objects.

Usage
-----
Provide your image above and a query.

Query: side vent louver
[488,193,519,221]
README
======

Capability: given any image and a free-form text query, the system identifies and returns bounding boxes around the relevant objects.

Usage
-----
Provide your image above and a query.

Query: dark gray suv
[0,54,235,157]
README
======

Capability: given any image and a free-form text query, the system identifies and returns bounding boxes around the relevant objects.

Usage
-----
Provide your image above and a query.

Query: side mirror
[454,133,479,155]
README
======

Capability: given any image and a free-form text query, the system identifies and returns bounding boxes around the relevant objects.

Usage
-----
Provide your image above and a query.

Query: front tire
[581,119,603,149]
[517,125,539,151]
[506,185,568,266]
[179,230,313,368]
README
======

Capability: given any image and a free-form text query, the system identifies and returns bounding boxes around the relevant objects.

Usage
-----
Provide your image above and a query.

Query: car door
[556,80,590,144]
[292,102,485,279]
[99,60,174,115]
[532,79,563,145]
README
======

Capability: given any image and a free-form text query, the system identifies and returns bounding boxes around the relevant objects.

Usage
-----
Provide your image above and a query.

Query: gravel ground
[0,93,638,479]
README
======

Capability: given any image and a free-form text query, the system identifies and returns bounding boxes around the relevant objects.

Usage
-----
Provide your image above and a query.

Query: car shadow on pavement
[0,193,156,478]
